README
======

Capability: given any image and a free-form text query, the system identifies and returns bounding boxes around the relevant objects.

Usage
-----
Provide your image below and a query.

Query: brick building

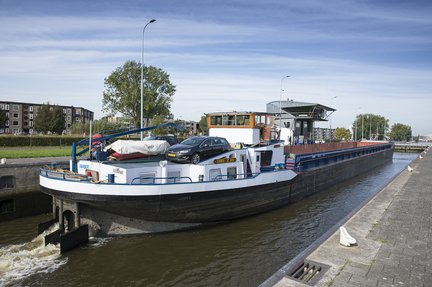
[0,101,94,134]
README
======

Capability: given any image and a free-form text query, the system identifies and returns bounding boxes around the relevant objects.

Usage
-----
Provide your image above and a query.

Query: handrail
[131,176,193,184]
[213,172,260,181]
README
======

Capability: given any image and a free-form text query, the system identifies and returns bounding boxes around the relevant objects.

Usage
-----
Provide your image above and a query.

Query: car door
[211,138,224,156]
[199,139,213,159]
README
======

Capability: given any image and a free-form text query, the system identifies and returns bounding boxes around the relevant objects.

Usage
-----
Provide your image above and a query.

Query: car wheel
[190,153,200,164]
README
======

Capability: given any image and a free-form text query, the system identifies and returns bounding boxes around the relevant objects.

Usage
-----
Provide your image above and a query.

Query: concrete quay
[263,147,431,287]
[0,157,71,221]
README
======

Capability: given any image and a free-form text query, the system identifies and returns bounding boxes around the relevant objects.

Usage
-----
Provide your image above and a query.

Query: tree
[198,115,208,135]
[0,109,7,132]
[102,61,176,128]
[33,105,52,134]
[389,123,412,141]
[333,127,351,141]
[352,114,388,141]
[51,106,66,134]
[33,104,65,134]
[70,117,126,135]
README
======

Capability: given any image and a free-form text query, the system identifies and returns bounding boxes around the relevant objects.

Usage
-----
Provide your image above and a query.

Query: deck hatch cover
[287,259,330,286]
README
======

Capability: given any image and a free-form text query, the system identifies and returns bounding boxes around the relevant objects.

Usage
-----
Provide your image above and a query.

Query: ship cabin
[206,111,278,146]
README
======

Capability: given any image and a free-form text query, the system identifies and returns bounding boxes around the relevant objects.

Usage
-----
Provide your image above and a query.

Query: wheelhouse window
[210,115,222,126]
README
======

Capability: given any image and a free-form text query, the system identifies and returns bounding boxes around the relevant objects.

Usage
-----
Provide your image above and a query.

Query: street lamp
[140,19,156,140]
[279,75,290,128]
[355,107,361,141]
[329,96,337,142]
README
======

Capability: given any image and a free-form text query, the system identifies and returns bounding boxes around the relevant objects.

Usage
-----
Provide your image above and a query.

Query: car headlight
[178,149,191,154]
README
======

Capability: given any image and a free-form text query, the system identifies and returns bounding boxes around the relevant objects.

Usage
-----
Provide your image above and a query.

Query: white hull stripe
[40,170,297,197]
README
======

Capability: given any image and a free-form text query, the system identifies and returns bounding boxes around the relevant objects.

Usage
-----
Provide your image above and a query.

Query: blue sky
[1,0,432,135]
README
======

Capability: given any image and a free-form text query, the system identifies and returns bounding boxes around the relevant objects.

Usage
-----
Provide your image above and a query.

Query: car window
[182,137,204,146]
[213,138,221,145]
[202,139,212,147]
[220,138,229,145]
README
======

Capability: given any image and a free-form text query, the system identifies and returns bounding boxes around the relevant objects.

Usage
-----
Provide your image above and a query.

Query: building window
[29,114,33,119]
[5,104,9,110]
[67,116,71,121]
[5,120,9,126]
[12,121,18,126]
[67,109,71,114]
[12,105,19,111]
[0,104,3,109]
[30,121,33,127]
[12,113,18,118]
[30,106,33,112]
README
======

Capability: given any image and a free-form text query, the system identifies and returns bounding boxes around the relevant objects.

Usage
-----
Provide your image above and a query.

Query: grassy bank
[0,146,73,158]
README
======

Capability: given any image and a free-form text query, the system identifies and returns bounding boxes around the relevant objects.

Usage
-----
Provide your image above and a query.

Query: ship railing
[213,172,260,181]
[293,142,394,172]
[130,176,193,184]
[40,168,89,181]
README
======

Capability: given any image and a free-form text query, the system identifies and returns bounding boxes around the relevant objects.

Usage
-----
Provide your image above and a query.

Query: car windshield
[181,137,205,146]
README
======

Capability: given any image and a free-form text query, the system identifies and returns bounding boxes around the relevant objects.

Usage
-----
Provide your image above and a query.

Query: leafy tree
[389,123,412,141]
[102,61,176,128]
[149,115,168,136]
[0,109,7,132]
[70,117,127,135]
[333,127,351,141]
[33,105,52,133]
[33,104,65,134]
[198,115,208,135]
[352,114,388,141]
[51,106,66,134]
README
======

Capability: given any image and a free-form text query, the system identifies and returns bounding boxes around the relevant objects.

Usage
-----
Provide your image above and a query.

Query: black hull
[41,179,294,223]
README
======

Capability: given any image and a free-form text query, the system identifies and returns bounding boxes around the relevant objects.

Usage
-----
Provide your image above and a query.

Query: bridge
[394,142,431,152]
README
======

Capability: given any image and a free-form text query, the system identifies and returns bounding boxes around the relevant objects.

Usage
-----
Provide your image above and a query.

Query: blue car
[166,136,231,164]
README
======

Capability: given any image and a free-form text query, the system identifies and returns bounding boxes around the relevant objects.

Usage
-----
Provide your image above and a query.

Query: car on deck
[165,136,231,164]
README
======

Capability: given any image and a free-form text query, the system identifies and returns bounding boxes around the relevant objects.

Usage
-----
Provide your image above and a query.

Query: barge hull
[290,144,394,202]
[40,143,394,236]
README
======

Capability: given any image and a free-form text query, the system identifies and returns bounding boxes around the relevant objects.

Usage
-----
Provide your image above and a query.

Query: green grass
[0,146,74,158]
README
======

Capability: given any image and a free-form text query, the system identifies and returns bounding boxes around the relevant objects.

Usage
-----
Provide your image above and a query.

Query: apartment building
[0,101,94,134]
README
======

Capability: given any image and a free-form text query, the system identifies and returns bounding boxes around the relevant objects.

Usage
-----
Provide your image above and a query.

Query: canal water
[0,152,418,287]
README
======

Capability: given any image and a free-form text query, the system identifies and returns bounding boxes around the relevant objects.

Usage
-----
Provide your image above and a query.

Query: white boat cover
[106,140,170,155]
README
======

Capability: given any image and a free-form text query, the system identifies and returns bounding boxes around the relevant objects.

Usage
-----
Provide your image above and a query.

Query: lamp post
[140,19,156,140]
[329,96,337,142]
[279,75,290,128]
[355,107,361,141]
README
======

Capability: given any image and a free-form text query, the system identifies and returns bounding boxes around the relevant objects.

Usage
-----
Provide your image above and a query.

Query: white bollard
[340,226,357,247]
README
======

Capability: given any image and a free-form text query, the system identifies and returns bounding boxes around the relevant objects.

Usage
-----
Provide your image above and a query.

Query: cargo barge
[38,110,393,253]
